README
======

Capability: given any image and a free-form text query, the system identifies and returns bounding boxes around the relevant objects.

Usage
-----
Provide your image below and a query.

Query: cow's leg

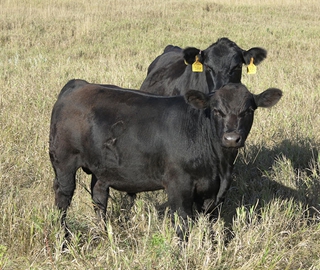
[53,167,76,238]
[127,193,137,208]
[215,162,233,208]
[194,193,205,214]
[203,198,219,221]
[90,174,100,217]
[167,178,194,241]
[91,176,109,230]
[90,173,98,202]
[118,193,137,223]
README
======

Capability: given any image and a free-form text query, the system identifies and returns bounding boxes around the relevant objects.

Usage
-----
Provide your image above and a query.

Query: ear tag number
[247,57,257,74]
[192,55,203,72]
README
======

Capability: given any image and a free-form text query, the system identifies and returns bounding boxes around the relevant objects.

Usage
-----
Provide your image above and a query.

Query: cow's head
[185,83,282,148]
[183,38,267,91]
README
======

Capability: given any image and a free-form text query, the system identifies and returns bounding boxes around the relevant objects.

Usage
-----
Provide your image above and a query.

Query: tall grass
[1,0,320,269]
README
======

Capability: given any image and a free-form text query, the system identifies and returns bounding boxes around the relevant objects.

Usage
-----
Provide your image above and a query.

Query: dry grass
[1,0,320,269]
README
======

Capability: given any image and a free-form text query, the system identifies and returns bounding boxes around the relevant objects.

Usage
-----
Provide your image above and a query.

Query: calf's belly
[99,168,165,193]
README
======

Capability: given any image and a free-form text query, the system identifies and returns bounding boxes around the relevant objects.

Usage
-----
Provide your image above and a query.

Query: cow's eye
[229,64,242,75]
[248,106,255,113]
[213,109,225,117]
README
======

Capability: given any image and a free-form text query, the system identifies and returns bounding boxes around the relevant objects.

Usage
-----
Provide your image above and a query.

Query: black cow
[49,79,282,239]
[140,37,267,95]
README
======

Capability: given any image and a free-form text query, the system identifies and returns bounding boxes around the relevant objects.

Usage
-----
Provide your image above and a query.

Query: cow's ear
[242,47,267,65]
[254,88,282,108]
[183,47,202,65]
[185,90,209,109]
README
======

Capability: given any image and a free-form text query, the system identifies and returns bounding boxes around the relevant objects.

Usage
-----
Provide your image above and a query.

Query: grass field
[1,0,320,269]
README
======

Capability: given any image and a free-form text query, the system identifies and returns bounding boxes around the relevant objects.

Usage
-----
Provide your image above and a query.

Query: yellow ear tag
[247,57,257,74]
[192,55,203,72]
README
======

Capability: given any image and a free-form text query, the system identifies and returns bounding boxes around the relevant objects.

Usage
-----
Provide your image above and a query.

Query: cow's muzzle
[222,132,243,148]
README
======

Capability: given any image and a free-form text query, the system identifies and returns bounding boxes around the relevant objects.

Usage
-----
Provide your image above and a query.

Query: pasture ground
[1,0,320,269]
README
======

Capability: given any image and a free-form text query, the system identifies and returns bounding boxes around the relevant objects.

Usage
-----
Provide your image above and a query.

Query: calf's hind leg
[53,168,77,237]
[91,175,110,229]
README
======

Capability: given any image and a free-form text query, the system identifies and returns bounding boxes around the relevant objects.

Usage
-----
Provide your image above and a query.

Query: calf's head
[185,83,282,148]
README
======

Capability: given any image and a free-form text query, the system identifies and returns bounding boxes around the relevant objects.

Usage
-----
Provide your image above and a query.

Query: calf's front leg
[166,177,194,241]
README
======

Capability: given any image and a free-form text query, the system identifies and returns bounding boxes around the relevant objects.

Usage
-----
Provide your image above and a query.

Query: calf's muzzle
[222,132,243,148]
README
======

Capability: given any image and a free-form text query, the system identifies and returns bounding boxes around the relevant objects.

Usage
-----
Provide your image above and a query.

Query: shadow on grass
[222,137,320,229]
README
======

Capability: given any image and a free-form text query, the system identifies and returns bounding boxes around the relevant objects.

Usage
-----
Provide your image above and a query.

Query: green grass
[1,0,320,269]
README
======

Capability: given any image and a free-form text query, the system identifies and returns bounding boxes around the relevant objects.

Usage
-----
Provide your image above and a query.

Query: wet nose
[222,132,242,148]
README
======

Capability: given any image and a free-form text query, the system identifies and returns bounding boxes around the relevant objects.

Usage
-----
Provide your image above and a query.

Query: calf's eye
[239,107,254,117]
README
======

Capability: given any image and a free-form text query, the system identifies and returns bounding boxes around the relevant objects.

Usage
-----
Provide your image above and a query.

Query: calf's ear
[242,47,267,65]
[254,88,283,108]
[183,47,203,65]
[185,90,209,109]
